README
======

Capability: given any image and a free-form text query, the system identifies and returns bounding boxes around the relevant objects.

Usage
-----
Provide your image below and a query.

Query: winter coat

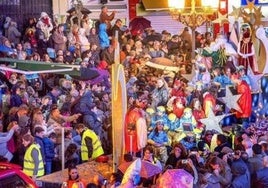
[98,23,110,49]
[10,94,23,107]
[34,136,45,163]
[72,91,102,135]
[43,137,55,162]
[0,129,15,161]
[230,159,250,188]
[248,154,264,175]
[51,30,66,52]
[7,23,21,45]
[73,91,94,116]
[151,86,169,109]
[252,167,268,187]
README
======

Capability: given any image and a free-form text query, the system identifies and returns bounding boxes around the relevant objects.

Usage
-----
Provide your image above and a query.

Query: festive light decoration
[168,0,219,58]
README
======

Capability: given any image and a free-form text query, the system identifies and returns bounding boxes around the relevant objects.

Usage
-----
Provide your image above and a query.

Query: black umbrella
[67,7,92,14]
[72,67,99,81]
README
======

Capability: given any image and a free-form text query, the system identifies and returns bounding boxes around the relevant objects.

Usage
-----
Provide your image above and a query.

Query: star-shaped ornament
[212,12,229,26]
[247,66,263,93]
[246,0,256,12]
[229,6,242,21]
[253,6,265,26]
[219,86,242,113]
[200,108,226,133]
[241,8,251,23]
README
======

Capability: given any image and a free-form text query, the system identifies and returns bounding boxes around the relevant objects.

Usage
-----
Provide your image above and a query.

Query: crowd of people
[0,4,268,188]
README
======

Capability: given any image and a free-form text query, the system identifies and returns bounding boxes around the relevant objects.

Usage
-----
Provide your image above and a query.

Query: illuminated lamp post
[168,0,220,58]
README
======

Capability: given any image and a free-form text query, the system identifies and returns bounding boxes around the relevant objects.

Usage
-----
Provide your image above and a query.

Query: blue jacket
[252,167,268,187]
[231,159,250,188]
[148,130,168,144]
[73,91,94,115]
[73,91,102,135]
[43,137,55,162]
[98,23,110,49]
[10,94,23,107]
[34,136,45,162]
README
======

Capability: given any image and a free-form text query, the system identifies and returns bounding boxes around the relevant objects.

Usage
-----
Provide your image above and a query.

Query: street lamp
[168,0,220,58]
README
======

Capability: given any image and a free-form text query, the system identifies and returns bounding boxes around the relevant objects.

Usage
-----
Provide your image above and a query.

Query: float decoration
[199,108,227,133]
[248,66,263,92]
[229,6,242,21]
[219,86,242,113]
[212,12,229,26]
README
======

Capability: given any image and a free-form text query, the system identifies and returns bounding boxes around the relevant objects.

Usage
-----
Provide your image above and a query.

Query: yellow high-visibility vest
[23,143,44,177]
[81,129,104,161]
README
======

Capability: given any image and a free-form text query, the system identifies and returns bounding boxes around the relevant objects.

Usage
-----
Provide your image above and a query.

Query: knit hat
[40,12,48,18]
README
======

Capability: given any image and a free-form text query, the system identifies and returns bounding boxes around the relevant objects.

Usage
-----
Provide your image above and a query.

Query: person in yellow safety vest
[22,134,44,181]
[74,123,104,162]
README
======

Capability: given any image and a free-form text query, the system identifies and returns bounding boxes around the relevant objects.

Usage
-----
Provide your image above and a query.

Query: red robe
[238,41,256,72]
[236,80,252,118]
[172,104,184,118]
[193,109,206,129]
[124,108,146,153]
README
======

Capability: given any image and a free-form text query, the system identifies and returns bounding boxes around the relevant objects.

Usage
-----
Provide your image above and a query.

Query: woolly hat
[40,12,48,18]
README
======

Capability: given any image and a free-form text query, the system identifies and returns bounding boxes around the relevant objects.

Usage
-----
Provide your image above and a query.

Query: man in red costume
[232,75,252,129]
[237,32,258,73]
[124,99,147,156]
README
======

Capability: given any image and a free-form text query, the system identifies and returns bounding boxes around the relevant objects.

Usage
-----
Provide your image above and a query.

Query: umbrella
[129,17,151,35]
[158,169,194,188]
[72,67,100,81]
[118,160,162,178]
[67,7,92,14]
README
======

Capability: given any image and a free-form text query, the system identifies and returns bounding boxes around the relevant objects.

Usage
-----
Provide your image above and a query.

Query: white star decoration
[219,86,242,113]
[247,67,263,93]
[200,108,226,133]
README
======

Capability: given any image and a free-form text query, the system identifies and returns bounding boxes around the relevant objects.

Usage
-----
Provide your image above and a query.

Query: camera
[182,159,188,164]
